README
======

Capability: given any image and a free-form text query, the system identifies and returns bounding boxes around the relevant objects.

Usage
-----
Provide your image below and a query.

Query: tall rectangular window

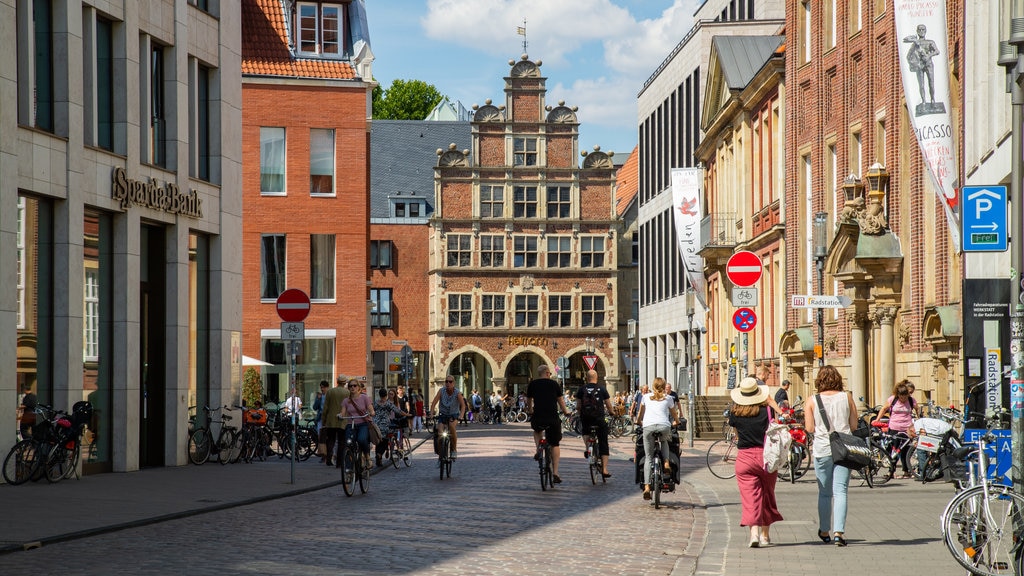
[196,63,211,180]
[261,127,286,194]
[480,235,504,267]
[875,116,886,164]
[513,235,537,268]
[16,198,25,328]
[447,294,472,327]
[482,295,505,327]
[33,0,54,131]
[850,0,862,33]
[513,186,537,218]
[297,2,345,57]
[514,295,538,327]
[260,234,286,299]
[370,289,392,328]
[581,295,605,328]
[310,234,335,300]
[370,240,393,270]
[149,43,166,166]
[95,16,114,151]
[513,137,538,166]
[546,186,570,218]
[83,268,99,361]
[446,234,471,267]
[548,295,572,328]
[480,185,504,218]
[850,131,862,177]
[310,128,335,195]
[799,1,811,65]
[824,0,836,50]
[581,236,605,268]
[546,236,571,268]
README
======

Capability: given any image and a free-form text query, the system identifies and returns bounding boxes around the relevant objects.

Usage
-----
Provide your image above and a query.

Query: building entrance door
[139,225,166,467]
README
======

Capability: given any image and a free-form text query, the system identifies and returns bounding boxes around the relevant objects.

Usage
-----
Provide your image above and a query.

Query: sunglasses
[445,380,454,383]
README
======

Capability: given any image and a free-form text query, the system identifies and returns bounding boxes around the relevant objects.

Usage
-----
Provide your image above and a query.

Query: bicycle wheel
[341,448,356,497]
[516,410,528,423]
[401,436,413,467]
[188,428,211,465]
[359,453,370,493]
[45,443,74,483]
[296,429,316,462]
[3,439,42,485]
[706,438,737,479]
[216,428,237,465]
[389,437,400,469]
[864,444,894,488]
[439,436,449,481]
[788,441,809,483]
[238,429,254,463]
[539,445,549,491]
[445,454,452,479]
[589,445,599,485]
[227,429,244,464]
[653,455,663,509]
[942,484,1024,576]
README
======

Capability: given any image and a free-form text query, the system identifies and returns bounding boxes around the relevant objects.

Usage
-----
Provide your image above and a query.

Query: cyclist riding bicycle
[339,381,375,470]
[430,376,467,459]
[576,369,615,479]
[527,365,571,484]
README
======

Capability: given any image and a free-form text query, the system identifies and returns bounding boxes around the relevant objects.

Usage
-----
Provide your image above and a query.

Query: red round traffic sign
[726,251,762,287]
[276,289,311,322]
[732,307,757,333]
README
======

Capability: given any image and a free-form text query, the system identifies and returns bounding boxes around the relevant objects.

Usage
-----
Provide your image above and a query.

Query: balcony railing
[700,212,738,251]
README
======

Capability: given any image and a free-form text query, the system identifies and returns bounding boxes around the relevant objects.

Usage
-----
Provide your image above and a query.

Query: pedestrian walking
[729,376,783,547]
[411,387,425,433]
[320,376,350,466]
[804,365,859,547]
[490,389,504,425]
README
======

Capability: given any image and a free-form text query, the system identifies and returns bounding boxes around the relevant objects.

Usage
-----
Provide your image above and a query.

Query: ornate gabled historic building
[430,55,620,399]
[780,0,964,408]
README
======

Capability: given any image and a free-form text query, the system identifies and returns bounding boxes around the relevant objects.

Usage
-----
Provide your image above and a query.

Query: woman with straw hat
[728,376,784,547]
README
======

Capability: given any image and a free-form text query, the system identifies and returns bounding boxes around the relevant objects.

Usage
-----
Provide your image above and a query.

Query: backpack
[762,420,792,473]
[579,386,603,419]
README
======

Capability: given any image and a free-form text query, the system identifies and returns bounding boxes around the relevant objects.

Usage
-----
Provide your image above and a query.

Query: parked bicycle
[939,421,1023,576]
[42,401,93,482]
[706,409,737,480]
[187,406,240,465]
[775,405,812,484]
[3,402,92,485]
[237,406,272,463]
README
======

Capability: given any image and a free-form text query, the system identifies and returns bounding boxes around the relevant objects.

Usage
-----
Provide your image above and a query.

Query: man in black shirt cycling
[576,369,615,478]
[526,365,571,483]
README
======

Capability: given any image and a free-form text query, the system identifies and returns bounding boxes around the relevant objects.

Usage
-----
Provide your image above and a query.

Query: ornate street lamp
[813,212,830,367]
[627,319,637,395]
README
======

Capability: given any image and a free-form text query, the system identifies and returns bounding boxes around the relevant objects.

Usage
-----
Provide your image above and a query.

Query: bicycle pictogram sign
[732,307,757,333]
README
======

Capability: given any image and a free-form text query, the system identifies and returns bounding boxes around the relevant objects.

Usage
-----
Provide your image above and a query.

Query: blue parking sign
[961,185,1007,252]
[962,428,1012,486]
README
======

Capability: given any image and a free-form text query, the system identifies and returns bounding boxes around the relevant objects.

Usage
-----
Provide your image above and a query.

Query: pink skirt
[735,446,784,527]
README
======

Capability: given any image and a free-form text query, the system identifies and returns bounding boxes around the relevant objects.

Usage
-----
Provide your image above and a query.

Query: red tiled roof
[615,146,639,217]
[242,0,356,80]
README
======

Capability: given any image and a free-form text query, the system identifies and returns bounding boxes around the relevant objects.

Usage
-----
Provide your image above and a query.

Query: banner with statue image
[894,0,961,252]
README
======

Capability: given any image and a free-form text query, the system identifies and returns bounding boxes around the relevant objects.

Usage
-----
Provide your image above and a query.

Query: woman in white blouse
[635,377,679,500]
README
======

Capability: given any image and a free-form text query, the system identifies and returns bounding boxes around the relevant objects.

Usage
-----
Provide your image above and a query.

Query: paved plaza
[0,423,963,575]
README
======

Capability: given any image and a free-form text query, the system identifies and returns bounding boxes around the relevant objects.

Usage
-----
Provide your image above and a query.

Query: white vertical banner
[670,168,708,323]
[894,0,960,252]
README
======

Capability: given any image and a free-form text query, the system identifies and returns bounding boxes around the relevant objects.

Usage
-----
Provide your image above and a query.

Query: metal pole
[1008,8,1024,499]
[289,344,296,484]
[817,259,825,367]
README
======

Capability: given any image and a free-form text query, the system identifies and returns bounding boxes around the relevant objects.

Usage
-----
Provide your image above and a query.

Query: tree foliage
[372,79,445,120]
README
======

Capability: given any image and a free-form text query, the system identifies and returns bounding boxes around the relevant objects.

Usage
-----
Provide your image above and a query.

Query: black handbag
[814,394,871,471]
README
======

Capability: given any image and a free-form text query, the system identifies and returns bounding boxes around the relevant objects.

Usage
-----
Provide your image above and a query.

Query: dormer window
[297,2,344,57]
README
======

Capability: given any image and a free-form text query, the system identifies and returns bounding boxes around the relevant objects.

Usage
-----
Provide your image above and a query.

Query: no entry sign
[726,251,762,287]
[276,289,311,322]
[732,308,757,333]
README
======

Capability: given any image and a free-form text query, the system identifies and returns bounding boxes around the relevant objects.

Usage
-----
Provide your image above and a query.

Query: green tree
[372,79,444,120]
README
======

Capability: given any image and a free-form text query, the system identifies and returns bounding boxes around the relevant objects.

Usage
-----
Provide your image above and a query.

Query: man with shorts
[526,365,571,483]
[576,369,615,478]
[430,376,467,459]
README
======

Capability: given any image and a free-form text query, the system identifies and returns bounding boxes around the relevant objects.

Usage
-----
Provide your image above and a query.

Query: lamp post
[669,347,684,446]
[627,319,637,395]
[813,212,829,368]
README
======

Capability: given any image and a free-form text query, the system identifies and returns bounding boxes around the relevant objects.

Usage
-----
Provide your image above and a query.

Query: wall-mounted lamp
[572,222,580,238]
[497,341,503,350]
[505,222,514,238]
[472,221,481,237]
[448,341,453,350]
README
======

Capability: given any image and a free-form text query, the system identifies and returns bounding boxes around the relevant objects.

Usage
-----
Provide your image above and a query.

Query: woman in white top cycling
[635,377,678,500]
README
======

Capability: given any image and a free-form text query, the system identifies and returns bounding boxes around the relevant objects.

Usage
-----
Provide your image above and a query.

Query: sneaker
[584,450,590,459]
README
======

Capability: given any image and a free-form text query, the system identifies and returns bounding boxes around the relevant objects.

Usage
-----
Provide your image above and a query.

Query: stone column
[850,311,868,410]
[874,306,897,402]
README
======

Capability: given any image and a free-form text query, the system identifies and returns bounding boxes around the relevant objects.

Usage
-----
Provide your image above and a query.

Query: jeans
[345,422,370,455]
[814,456,850,534]
[642,423,670,485]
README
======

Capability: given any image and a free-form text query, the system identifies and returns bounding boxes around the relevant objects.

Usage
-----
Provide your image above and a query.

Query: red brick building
[241,0,374,404]
[780,0,964,407]
[430,55,620,400]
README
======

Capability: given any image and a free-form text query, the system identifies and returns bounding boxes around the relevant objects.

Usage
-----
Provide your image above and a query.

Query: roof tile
[615,146,639,217]
[242,0,356,80]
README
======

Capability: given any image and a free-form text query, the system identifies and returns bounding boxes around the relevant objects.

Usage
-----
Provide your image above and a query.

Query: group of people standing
[729,364,864,548]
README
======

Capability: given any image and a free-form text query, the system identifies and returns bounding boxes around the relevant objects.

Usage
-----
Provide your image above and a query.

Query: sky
[363,0,704,161]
